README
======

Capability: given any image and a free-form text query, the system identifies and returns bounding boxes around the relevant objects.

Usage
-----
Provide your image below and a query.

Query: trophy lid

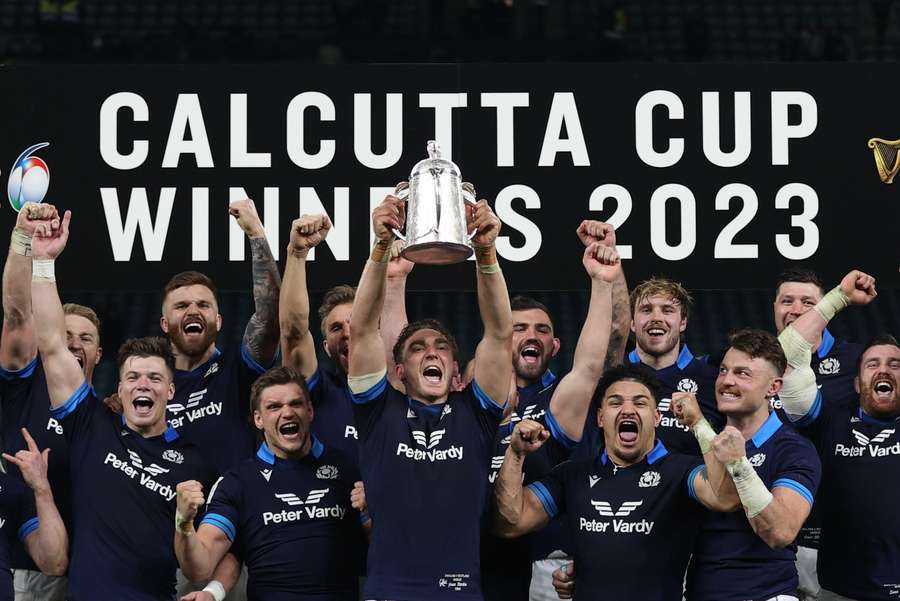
[410,140,461,179]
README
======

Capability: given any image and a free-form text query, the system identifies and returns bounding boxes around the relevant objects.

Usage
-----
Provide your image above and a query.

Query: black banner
[1,63,897,291]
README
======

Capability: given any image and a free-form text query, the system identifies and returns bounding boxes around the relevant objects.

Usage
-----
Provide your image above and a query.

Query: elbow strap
[727,456,773,518]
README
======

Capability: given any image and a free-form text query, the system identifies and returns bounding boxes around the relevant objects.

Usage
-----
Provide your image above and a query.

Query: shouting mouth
[520,344,542,365]
[617,418,639,446]
[279,421,301,441]
[423,365,443,385]
[182,318,205,337]
[132,396,155,418]
[873,377,896,401]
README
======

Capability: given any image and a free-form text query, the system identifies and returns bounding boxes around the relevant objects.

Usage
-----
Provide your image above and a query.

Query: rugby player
[483,221,623,601]
[30,212,215,601]
[347,193,511,601]
[776,270,895,601]
[1,202,93,601]
[174,366,366,601]
[772,267,864,600]
[278,212,413,462]
[494,363,740,601]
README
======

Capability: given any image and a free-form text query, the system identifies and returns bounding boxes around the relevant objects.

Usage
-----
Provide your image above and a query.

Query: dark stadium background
[2,0,899,394]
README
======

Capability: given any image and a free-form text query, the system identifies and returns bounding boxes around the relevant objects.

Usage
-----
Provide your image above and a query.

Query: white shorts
[796,546,820,599]
[13,570,66,601]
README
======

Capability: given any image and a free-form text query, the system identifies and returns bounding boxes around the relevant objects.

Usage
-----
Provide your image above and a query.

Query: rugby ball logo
[8,143,50,212]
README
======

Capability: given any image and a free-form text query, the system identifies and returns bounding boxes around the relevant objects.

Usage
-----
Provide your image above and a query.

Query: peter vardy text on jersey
[579,517,655,534]
[169,401,223,429]
[103,453,178,501]
[834,442,900,457]
[395,443,464,462]
[262,505,346,525]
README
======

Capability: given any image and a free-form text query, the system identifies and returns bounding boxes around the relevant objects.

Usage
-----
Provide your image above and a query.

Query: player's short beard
[860,374,900,419]
[169,321,218,358]
[637,330,680,358]
[514,353,552,384]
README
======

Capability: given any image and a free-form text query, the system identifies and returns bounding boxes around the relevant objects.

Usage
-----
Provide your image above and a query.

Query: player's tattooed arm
[603,273,630,370]
[243,236,282,366]
[1,203,59,370]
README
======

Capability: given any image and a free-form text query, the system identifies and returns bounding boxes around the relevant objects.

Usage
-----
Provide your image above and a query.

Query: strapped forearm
[778,326,818,419]
[727,456,773,518]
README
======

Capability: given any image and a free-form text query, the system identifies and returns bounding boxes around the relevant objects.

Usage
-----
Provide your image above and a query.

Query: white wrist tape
[692,419,716,454]
[348,369,387,395]
[31,259,55,282]
[203,580,226,601]
[10,228,32,256]
[778,325,813,369]
[779,365,818,421]
[727,456,773,518]
[477,262,501,274]
[174,509,193,534]
[813,286,850,323]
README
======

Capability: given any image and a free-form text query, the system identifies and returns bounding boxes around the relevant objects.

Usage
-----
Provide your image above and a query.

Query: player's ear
[160,315,169,334]
[551,338,561,358]
[96,346,103,363]
[167,382,175,401]
[768,377,783,398]
[322,339,332,358]
[854,376,860,394]
[678,315,687,333]
[216,313,223,331]
[396,362,406,382]
[253,410,264,431]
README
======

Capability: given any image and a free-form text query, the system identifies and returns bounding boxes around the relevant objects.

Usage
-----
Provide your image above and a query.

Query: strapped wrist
[203,580,226,601]
[10,227,31,256]
[370,239,392,263]
[692,419,716,455]
[31,259,55,282]
[813,286,850,323]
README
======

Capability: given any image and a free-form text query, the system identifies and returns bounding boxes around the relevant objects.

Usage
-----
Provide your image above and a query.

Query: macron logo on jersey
[412,429,446,449]
[835,428,900,458]
[204,362,219,378]
[263,488,345,524]
[582,499,654,534]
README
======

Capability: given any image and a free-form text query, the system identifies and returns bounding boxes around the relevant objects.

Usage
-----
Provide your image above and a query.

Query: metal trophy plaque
[392,140,477,264]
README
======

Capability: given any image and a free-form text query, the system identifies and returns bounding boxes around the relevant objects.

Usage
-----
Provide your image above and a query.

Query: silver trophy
[392,141,477,264]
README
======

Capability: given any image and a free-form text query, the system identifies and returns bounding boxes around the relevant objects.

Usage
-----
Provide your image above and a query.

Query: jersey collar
[858,407,900,426]
[179,347,222,375]
[256,436,324,465]
[817,328,835,359]
[119,415,180,442]
[750,411,783,448]
[627,345,694,370]
[518,370,557,397]
[600,439,668,466]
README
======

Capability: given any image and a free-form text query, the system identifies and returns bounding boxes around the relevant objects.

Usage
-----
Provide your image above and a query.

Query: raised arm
[174,480,232,582]
[493,420,552,538]
[549,242,619,440]
[382,241,414,389]
[1,204,59,370]
[349,196,405,378]
[3,428,68,576]
[30,211,83,407]
[230,199,282,367]
[280,214,332,379]
[470,200,513,405]
[576,221,630,371]
[778,270,876,420]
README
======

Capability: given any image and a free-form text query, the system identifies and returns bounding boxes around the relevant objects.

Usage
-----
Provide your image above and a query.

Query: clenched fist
[176,480,206,533]
[351,481,367,512]
[31,210,71,261]
[712,426,747,465]
[228,198,265,239]
[510,419,550,457]
[372,195,405,242]
[671,392,702,429]
[466,199,501,247]
[838,270,877,306]
[16,202,59,235]
[582,242,621,283]
[288,214,332,256]
[576,220,616,248]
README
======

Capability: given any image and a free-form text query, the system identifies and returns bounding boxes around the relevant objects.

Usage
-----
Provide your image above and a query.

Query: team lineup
[0,191,896,601]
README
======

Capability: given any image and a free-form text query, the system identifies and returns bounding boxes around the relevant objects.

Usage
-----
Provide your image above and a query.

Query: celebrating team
[0,191,895,601]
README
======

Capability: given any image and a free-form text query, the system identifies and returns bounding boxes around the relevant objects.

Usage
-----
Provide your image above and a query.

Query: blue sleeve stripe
[472,379,504,415]
[307,367,322,391]
[544,408,578,449]
[49,380,90,419]
[527,481,559,518]
[17,517,39,542]
[773,478,814,506]
[240,344,271,375]
[359,511,371,525]
[350,376,387,404]
[793,391,823,428]
[200,513,236,542]
[687,464,705,501]
[0,356,38,380]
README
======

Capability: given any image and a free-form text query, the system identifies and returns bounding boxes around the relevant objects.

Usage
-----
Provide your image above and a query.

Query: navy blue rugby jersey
[0,472,38,601]
[0,357,72,571]
[793,397,900,600]
[307,364,358,465]
[351,376,503,601]
[201,438,364,601]
[529,441,705,601]
[482,374,574,601]
[686,411,821,601]
[52,383,216,601]
[170,345,271,474]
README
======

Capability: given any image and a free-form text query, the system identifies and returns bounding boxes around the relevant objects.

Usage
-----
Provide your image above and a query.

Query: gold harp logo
[867,138,900,183]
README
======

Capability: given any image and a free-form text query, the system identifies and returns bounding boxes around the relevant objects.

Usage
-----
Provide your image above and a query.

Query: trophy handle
[391,182,409,241]
[462,182,478,241]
